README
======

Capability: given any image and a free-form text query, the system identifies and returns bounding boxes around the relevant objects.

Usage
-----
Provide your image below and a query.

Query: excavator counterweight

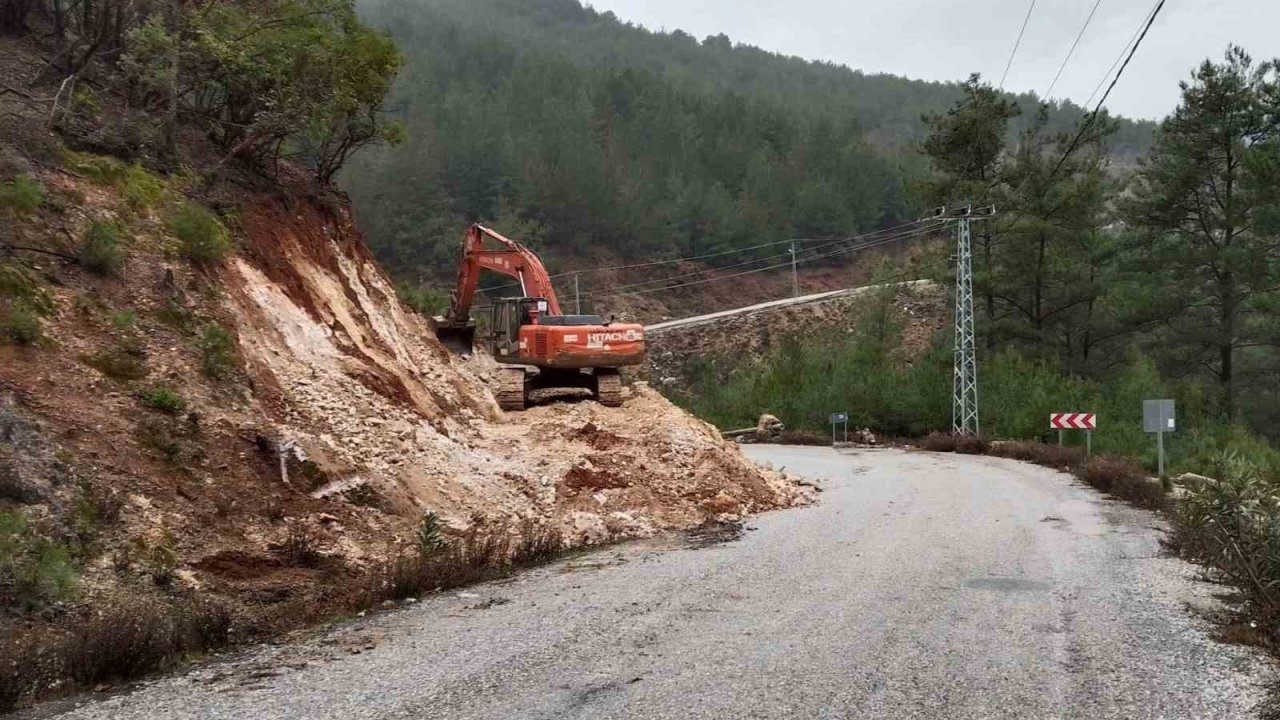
[434,224,646,410]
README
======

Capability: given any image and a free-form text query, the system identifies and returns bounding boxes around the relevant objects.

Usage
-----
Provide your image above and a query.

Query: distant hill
[342,0,1157,281]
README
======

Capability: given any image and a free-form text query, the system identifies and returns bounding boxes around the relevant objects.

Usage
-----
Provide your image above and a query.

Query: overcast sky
[585,0,1278,121]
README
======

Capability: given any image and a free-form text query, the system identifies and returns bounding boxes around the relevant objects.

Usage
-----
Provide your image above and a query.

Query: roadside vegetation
[677,46,1280,659]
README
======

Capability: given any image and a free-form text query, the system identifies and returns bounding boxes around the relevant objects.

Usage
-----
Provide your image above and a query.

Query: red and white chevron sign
[1051,413,1096,430]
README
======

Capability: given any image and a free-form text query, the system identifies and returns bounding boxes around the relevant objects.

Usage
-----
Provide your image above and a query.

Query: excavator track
[496,367,527,411]
[595,369,623,407]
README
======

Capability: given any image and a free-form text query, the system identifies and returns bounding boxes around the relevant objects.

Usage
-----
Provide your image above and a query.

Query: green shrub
[0,304,42,345]
[417,511,448,556]
[137,386,186,414]
[1174,458,1280,624]
[167,202,231,264]
[62,151,170,214]
[111,309,137,330]
[80,221,127,277]
[198,324,236,378]
[153,300,198,335]
[120,163,168,212]
[0,175,43,216]
[0,510,82,612]
[63,150,128,187]
[0,265,52,346]
[81,349,148,380]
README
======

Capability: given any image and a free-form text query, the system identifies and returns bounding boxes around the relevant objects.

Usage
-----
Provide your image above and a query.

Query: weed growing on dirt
[79,221,126,277]
[126,531,178,586]
[0,510,82,612]
[277,524,324,568]
[168,202,231,264]
[417,511,448,555]
[0,305,42,345]
[0,596,233,711]
[1076,456,1168,511]
[0,265,52,346]
[367,522,566,606]
[199,323,236,378]
[987,441,1086,468]
[80,349,148,380]
[137,386,186,414]
[153,300,199,334]
[62,152,169,214]
[111,308,137,330]
[0,175,42,216]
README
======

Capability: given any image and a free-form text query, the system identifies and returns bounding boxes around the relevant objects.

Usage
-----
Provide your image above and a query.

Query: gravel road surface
[41,447,1273,719]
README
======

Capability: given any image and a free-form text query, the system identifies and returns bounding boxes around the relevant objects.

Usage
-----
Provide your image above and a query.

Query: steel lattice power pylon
[952,214,979,436]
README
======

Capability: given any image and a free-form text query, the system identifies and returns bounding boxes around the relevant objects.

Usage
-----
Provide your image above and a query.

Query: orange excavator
[434,224,646,411]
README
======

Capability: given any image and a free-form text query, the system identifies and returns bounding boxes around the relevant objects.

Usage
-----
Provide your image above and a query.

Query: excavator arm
[435,224,561,353]
[441,224,562,325]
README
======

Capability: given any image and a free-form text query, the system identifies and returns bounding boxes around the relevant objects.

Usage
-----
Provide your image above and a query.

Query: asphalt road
[44,447,1273,719]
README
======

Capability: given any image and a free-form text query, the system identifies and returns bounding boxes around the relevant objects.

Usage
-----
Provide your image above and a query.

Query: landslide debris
[0,148,810,708]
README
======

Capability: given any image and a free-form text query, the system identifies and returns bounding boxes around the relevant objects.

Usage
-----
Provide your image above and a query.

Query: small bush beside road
[1173,455,1280,634]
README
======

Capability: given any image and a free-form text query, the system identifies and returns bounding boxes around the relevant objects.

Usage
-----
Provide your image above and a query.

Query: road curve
[41,447,1273,719]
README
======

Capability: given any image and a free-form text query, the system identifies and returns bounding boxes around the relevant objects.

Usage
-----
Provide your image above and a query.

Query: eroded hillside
[0,155,809,706]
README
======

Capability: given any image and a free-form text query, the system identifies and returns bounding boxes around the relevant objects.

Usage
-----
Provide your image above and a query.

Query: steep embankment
[225,189,807,542]
[0,156,809,706]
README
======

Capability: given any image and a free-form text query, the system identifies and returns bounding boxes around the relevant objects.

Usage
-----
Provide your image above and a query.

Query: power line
[583,223,950,302]
[473,224,940,311]
[1084,0,1158,108]
[601,221,946,295]
[1044,0,1104,100]
[1046,0,1165,183]
[1000,0,1039,89]
[478,216,944,294]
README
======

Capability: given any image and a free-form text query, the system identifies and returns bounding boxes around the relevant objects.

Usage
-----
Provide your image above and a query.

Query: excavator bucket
[433,317,476,355]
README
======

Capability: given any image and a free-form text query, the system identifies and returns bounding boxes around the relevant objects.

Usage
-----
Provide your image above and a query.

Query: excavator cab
[489,297,548,358]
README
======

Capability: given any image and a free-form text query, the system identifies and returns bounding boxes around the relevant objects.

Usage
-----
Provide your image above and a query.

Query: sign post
[1143,399,1176,478]
[1050,413,1097,455]
[830,412,848,445]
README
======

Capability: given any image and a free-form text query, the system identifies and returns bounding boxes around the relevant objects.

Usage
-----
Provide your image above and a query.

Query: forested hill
[341,0,1156,281]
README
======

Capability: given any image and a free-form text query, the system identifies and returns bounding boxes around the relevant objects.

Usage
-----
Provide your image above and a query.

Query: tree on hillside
[922,74,1020,347]
[1124,46,1280,421]
[993,108,1119,372]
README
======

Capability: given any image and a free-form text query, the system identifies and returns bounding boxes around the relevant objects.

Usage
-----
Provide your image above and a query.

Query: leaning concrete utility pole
[950,205,995,436]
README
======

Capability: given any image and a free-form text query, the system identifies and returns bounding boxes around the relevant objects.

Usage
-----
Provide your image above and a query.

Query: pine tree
[1124,46,1280,421]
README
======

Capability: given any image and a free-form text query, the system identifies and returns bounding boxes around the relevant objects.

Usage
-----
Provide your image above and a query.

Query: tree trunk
[1220,272,1237,421]
[981,228,995,351]
[162,0,182,159]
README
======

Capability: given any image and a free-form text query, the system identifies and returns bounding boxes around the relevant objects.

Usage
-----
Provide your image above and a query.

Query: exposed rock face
[0,167,811,636]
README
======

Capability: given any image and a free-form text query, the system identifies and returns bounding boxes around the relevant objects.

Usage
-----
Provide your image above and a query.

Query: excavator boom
[441,224,561,325]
